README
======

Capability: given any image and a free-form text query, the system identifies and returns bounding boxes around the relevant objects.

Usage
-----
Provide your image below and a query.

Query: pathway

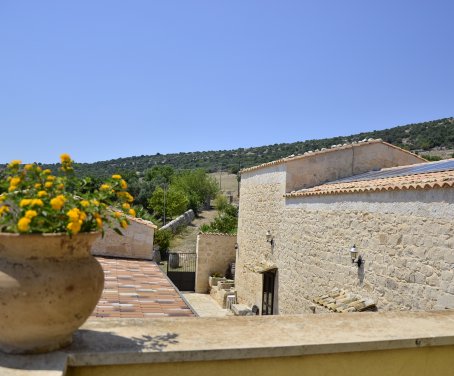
[182,293,232,317]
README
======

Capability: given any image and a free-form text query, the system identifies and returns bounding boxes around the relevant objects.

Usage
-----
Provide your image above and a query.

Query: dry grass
[170,208,218,253]
[210,172,239,196]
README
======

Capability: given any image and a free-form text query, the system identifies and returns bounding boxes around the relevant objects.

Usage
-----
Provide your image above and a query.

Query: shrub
[154,229,173,251]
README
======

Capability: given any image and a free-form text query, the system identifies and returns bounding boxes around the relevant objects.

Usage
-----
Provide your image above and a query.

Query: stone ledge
[2,310,454,375]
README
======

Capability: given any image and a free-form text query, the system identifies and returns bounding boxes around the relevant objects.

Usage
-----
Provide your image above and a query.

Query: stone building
[235,140,454,314]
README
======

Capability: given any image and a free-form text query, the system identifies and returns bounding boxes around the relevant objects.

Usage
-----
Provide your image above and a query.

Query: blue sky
[0,1,453,164]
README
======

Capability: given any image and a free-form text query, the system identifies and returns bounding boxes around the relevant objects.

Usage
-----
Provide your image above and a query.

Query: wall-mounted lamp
[266,230,274,246]
[350,245,363,267]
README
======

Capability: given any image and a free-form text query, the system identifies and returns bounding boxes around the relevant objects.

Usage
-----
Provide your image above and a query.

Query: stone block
[231,304,252,316]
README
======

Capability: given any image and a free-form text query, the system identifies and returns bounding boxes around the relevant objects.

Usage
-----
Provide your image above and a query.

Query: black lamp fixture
[350,245,363,267]
[266,230,274,246]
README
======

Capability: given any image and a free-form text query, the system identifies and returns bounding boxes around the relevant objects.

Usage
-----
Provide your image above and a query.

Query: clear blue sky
[1,1,453,164]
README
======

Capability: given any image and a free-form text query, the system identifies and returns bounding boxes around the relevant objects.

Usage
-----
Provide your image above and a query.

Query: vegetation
[200,195,238,234]
[154,229,172,252]
[148,186,189,220]
[12,117,451,179]
[0,155,134,235]
[111,166,218,223]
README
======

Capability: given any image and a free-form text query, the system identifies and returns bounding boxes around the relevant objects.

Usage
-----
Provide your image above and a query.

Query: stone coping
[2,310,454,375]
[198,232,237,237]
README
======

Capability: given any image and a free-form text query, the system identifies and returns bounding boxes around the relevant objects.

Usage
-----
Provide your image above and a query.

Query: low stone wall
[160,209,195,234]
[195,233,237,293]
[91,217,156,260]
[6,311,454,376]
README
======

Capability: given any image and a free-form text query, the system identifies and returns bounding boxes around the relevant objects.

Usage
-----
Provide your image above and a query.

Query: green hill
[21,117,454,178]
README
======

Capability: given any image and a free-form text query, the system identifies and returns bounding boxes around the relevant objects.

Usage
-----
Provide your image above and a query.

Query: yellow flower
[10,177,21,187]
[114,212,122,219]
[8,186,17,192]
[36,166,42,172]
[57,184,65,190]
[37,191,48,198]
[17,217,31,232]
[112,174,122,180]
[25,210,37,219]
[96,217,103,228]
[34,183,42,189]
[120,180,128,189]
[24,164,33,171]
[60,153,71,163]
[50,195,66,210]
[91,199,100,206]
[31,199,44,207]
[80,200,90,207]
[8,160,21,168]
[67,221,82,235]
[120,220,128,229]
[117,191,134,203]
[67,208,81,222]
[0,206,10,215]
[0,194,6,202]
[122,203,130,210]
[129,209,136,217]
[100,184,111,191]
[43,169,52,175]
[45,181,53,188]
[46,175,56,181]
[20,199,32,207]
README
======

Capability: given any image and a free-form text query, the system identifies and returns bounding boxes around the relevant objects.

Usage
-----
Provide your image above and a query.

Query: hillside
[23,117,454,177]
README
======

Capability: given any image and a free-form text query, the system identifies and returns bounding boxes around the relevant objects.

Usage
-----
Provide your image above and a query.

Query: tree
[148,186,189,220]
[172,169,219,214]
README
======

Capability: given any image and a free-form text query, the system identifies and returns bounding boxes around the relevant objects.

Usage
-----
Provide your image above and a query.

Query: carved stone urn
[0,232,104,354]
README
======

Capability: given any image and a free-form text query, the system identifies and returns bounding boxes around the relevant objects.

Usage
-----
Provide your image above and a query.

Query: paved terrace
[92,257,194,318]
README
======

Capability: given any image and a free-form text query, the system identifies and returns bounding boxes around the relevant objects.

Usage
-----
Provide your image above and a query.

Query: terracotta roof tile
[286,169,454,197]
[91,257,194,319]
[313,289,376,313]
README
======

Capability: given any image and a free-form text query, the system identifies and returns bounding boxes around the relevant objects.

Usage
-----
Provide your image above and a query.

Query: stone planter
[208,276,226,288]
[0,232,104,354]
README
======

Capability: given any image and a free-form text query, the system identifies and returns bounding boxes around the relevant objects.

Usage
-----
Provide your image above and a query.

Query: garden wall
[91,217,156,260]
[195,233,237,293]
[160,209,195,234]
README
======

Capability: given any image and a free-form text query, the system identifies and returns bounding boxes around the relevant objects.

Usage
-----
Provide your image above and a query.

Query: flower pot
[0,232,104,354]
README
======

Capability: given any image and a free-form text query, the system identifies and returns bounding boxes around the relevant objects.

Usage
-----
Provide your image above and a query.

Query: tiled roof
[240,140,425,174]
[128,216,158,229]
[287,168,454,197]
[92,257,195,318]
[313,289,376,313]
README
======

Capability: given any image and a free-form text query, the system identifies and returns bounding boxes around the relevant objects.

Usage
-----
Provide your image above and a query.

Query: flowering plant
[0,154,136,235]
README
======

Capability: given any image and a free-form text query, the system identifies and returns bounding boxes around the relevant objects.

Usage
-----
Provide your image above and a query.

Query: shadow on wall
[0,331,180,373]
[70,330,179,353]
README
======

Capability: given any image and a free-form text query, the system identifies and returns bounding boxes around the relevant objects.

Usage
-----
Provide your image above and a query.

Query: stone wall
[91,217,156,260]
[285,142,424,192]
[160,209,195,234]
[235,165,286,309]
[236,144,454,314]
[195,233,237,293]
[236,177,454,313]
